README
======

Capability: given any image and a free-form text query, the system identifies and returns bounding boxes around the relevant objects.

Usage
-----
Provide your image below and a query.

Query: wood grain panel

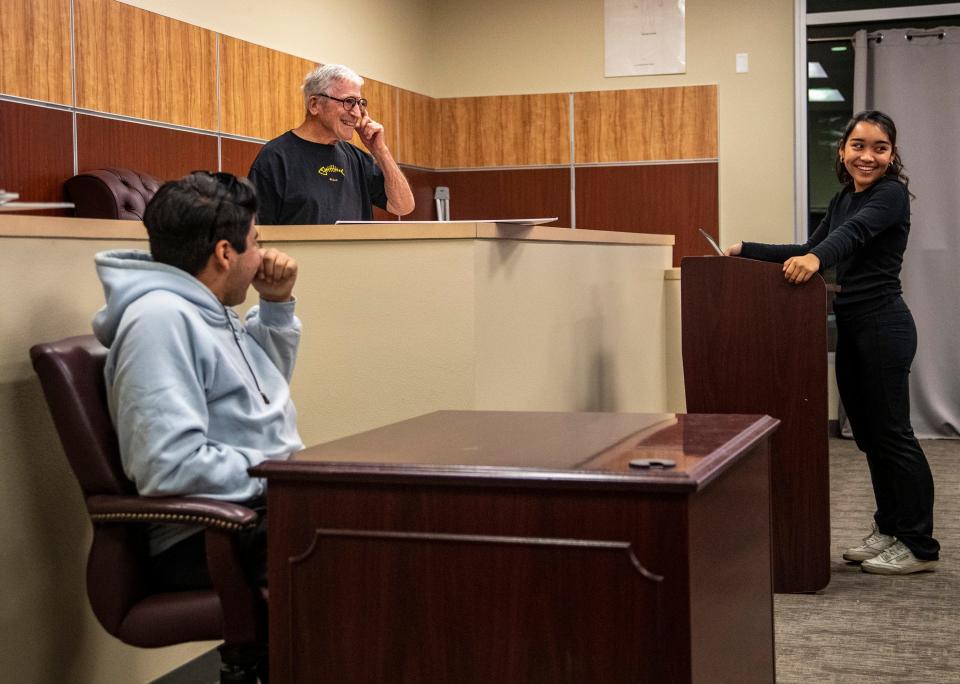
[441,97,500,168]
[574,85,717,163]
[350,76,397,156]
[0,0,71,104]
[441,93,569,168]
[288,531,660,682]
[397,89,440,169]
[219,36,316,141]
[441,168,570,226]
[576,163,718,266]
[0,100,74,214]
[76,114,218,182]
[682,256,830,592]
[398,167,439,221]
[220,138,263,178]
[501,93,570,166]
[74,0,217,129]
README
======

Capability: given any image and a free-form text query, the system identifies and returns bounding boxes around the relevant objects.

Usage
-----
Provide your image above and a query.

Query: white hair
[302,64,363,111]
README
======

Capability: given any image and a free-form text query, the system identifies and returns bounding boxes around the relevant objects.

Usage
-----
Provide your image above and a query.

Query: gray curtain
[855,27,960,438]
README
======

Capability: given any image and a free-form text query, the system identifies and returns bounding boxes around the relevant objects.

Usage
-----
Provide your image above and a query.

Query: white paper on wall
[604,0,686,77]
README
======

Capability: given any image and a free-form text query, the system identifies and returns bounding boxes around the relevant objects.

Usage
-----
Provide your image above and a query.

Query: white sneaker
[842,524,896,562]
[861,540,939,575]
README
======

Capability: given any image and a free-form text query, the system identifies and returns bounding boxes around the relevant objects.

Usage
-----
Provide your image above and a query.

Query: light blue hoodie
[93,249,303,553]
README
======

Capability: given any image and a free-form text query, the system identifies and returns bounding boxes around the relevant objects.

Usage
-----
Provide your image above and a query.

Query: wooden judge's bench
[252,410,779,683]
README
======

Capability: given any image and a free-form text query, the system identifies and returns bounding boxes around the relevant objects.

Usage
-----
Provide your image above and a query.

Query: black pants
[835,296,939,560]
[149,497,268,591]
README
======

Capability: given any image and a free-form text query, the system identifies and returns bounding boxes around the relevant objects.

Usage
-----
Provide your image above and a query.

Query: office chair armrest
[204,525,268,646]
[88,494,267,646]
[86,495,259,531]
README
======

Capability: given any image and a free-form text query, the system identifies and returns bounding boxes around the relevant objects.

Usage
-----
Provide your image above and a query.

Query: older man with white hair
[249,64,414,225]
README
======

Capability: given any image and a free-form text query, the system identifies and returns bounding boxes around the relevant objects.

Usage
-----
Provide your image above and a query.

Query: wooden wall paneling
[0,100,74,213]
[369,167,436,222]
[76,114,218,182]
[575,163,718,266]
[371,206,396,222]
[219,36,317,141]
[441,94,570,169]
[397,89,440,169]
[221,138,264,178]
[351,77,398,157]
[0,0,72,104]
[500,93,570,167]
[397,166,437,221]
[574,85,717,163]
[442,168,570,226]
[74,0,217,130]
[441,97,502,168]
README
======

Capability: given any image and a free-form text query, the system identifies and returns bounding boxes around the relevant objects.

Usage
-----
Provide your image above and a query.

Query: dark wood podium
[681,256,830,593]
[252,410,778,683]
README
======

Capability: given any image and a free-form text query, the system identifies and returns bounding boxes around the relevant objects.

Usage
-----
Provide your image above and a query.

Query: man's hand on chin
[356,108,387,156]
[253,248,298,302]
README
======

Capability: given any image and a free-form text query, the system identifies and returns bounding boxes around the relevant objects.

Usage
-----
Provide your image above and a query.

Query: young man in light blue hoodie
[92,171,303,598]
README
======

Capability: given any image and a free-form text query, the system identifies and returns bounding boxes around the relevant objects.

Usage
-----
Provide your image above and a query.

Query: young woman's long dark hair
[834,110,913,197]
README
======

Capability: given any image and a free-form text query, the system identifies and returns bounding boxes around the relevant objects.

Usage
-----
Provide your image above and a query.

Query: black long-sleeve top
[740,175,910,318]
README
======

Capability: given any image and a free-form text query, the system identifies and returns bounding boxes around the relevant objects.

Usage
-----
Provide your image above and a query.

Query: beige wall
[664,275,686,414]
[471,240,670,415]
[116,0,436,94]
[253,232,674,444]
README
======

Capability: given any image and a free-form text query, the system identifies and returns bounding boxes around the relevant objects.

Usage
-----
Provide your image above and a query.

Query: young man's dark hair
[144,171,258,275]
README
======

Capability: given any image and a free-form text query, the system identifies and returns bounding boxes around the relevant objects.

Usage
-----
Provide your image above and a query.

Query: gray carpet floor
[775,438,958,683]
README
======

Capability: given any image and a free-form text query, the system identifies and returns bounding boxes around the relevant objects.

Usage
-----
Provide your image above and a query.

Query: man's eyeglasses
[314,93,368,111]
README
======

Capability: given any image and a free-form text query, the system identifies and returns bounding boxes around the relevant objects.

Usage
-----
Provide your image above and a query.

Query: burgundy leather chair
[30,335,268,683]
[64,168,163,220]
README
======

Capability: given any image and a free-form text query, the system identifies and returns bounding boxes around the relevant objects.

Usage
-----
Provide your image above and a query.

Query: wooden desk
[252,411,778,683]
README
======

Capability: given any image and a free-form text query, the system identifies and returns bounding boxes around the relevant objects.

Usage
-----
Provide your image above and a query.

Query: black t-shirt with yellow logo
[248,131,388,225]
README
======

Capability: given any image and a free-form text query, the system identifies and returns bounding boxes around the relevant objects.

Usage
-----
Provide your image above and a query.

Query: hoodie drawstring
[223,305,270,404]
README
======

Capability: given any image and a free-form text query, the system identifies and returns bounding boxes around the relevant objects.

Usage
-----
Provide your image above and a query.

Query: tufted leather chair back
[65,168,163,220]
[30,336,134,497]
[30,336,155,636]
[29,336,242,645]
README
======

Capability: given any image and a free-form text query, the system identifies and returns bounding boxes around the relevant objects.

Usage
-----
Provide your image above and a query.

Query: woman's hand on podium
[723,242,742,257]
[782,253,821,285]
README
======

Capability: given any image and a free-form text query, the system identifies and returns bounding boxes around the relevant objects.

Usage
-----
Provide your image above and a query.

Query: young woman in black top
[726,110,940,575]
